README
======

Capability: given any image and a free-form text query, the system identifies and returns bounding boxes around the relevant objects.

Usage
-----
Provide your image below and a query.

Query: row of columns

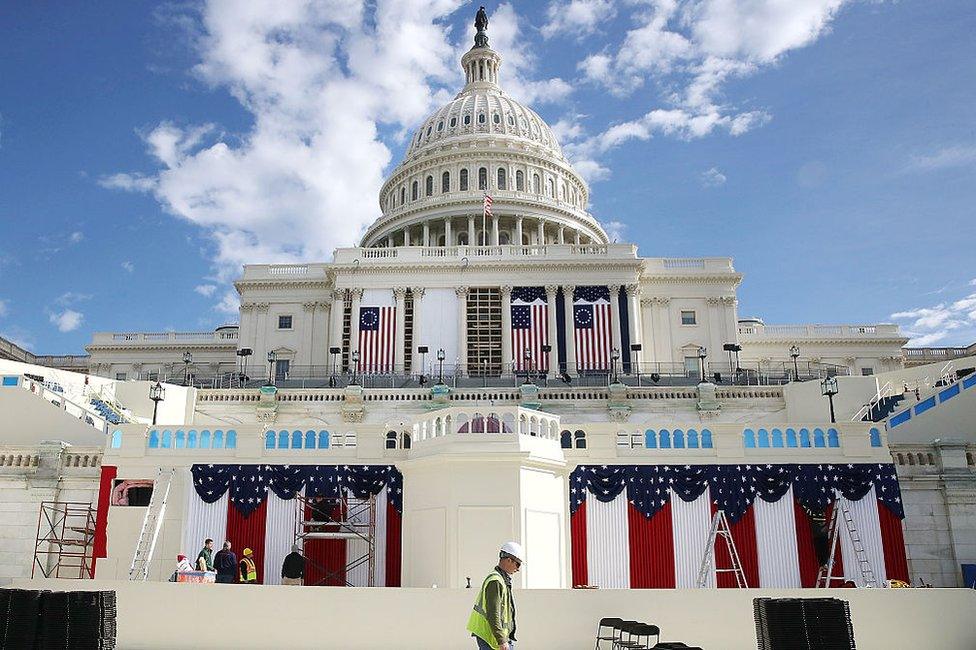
[382,215,587,248]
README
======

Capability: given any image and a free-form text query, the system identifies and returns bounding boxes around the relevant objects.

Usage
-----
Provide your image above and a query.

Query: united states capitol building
[2,14,975,649]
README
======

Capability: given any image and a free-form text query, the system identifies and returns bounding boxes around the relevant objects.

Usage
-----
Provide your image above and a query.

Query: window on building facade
[497,168,506,190]
[861,368,874,376]
[464,114,471,125]
[426,175,433,197]
[148,371,159,382]
[493,113,500,124]
[400,187,405,205]
[458,232,469,245]
[516,170,524,191]
[546,178,554,197]
[533,173,540,193]
[681,310,697,325]
[684,356,699,377]
[460,169,469,191]
[442,171,450,193]
[437,120,443,131]
[478,113,486,124]
[478,167,488,190]
[450,117,457,127]
[411,181,418,201]
[115,372,127,381]
[278,315,293,330]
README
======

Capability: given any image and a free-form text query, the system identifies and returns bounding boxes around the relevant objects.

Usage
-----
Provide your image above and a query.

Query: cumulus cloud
[69,231,84,244]
[195,284,217,297]
[121,260,135,273]
[701,166,727,187]
[214,290,240,316]
[602,220,626,241]
[907,145,976,172]
[541,0,616,40]
[567,0,859,174]
[891,280,976,346]
[50,309,84,333]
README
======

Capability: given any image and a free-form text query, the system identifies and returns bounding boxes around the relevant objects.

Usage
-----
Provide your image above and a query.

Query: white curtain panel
[373,487,388,587]
[262,490,299,586]
[754,486,802,588]
[181,474,228,564]
[361,288,396,308]
[585,491,630,588]
[671,489,714,588]
[838,486,887,586]
[418,288,459,372]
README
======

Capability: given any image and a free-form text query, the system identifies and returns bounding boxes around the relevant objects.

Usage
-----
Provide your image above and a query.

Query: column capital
[303,301,317,313]
[640,297,655,307]
[545,284,559,298]
[240,302,256,313]
[652,296,671,306]
[410,287,426,299]
[255,302,270,313]
[608,284,622,296]
[500,285,513,297]
[706,296,723,305]
[349,288,364,300]
[563,284,576,296]
[316,299,333,309]
[393,286,408,299]
[721,295,737,306]
[455,286,469,298]
[331,289,345,302]
[625,283,640,297]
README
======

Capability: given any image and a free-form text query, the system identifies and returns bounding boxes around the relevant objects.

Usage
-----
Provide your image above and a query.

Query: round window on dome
[493,113,500,124]
[478,113,486,124]
[450,117,457,127]
[437,121,444,131]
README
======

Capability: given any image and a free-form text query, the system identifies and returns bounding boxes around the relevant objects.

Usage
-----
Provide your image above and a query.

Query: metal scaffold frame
[294,492,376,587]
[32,501,97,579]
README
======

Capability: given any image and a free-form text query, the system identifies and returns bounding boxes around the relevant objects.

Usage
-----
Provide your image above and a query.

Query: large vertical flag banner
[570,463,909,589]
[573,286,612,371]
[184,464,403,587]
[511,287,549,372]
[359,306,396,373]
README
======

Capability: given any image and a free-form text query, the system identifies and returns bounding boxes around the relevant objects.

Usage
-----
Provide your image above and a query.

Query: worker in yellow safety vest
[467,541,522,650]
[239,548,258,584]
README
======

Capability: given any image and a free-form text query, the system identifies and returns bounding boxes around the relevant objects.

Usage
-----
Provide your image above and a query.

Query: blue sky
[1,0,975,354]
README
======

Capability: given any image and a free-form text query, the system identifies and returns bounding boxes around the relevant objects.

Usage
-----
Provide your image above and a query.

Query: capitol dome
[360,19,607,249]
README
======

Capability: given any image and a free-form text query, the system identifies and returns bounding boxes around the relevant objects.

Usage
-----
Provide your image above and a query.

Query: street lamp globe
[183,351,193,364]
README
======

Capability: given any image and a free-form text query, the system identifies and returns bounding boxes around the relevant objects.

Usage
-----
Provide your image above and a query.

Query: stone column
[545,285,559,375]
[348,288,363,362]
[422,222,430,247]
[456,286,469,371]
[387,234,394,248]
[625,284,641,373]
[651,297,672,361]
[563,285,577,375]
[492,214,499,246]
[537,219,545,244]
[558,225,565,244]
[445,218,452,247]
[468,216,476,247]
[394,287,407,373]
[515,216,523,245]
[313,299,332,366]
[302,301,317,366]
[328,291,345,357]
[608,285,623,362]
[411,287,425,373]
[500,285,513,375]
[574,230,581,245]
[254,302,270,364]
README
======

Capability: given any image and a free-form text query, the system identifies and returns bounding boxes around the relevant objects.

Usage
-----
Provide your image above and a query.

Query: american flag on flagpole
[511,287,549,372]
[482,193,492,246]
[483,193,493,218]
[359,306,396,373]
[573,286,612,371]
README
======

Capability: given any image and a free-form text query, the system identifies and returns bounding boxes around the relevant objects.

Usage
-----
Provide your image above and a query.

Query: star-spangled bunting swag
[191,464,403,516]
[570,463,904,523]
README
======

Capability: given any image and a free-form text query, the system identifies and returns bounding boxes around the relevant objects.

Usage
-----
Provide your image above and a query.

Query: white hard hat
[500,541,525,564]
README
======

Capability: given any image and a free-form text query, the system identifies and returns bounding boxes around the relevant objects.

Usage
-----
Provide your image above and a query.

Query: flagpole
[482,192,487,247]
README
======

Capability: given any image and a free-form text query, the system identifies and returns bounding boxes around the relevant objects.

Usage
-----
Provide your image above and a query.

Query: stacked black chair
[754,597,855,650]
[68,590,117,649]
[594,617,625,648]
[37,590,71,649]
[594,617,702,650]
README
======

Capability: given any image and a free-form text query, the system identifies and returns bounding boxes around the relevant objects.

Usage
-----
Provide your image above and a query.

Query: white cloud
[55,292,92,307]
[0,299,7,318]
[572,0,855,169]
[214,290,240,315]
[195,284,217,297]
[701,166,727,187]
[50,309,84,333]
[69,231,84,244]
[98,172,158,192]
[907,145,976,172]
[541,0,617,40]
[121,261,135,273]
[602,219,626,241]
[891,284,976,347]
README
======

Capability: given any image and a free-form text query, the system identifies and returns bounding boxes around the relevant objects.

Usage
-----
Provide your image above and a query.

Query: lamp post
[149,381,165,425]
[329,346,340,384]
[267,351,277,385]
[630,343,642,385]
[482,358,488,387]
[697,346,708,383]
[524,347,533,384]
[418,346,429,384]
[541,344,552,384]
[351,350,360,385]
[436,348,445,385]
[182,351,192,386]
[821,375,839,423]
[610,347,620,384]
[790,345,800,382]
[236,348,252,387]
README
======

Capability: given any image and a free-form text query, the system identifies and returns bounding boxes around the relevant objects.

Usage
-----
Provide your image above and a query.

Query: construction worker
[213,541,237,584]
[281,544,305,585]
[239,547,258,584]
[467,541,522,650]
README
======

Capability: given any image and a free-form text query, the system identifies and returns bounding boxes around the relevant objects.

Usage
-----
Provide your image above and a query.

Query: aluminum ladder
[128,467,176,581]
[696,509,748,588]
[815,502,877,588]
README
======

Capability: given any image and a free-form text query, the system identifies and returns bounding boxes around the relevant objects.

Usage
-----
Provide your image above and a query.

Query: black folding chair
[614,622,660,649]
[594,617,625,649]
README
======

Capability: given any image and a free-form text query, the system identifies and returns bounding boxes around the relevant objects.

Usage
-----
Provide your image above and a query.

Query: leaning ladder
[696,509,748,588]
[128,467,176,581]
[815,502,877,588]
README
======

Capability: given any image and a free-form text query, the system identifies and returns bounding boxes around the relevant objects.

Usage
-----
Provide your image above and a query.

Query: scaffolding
[294,492,376,587]
[32,501,97,579]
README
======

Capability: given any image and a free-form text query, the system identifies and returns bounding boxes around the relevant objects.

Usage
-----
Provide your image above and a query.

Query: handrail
[851,381,892,422]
